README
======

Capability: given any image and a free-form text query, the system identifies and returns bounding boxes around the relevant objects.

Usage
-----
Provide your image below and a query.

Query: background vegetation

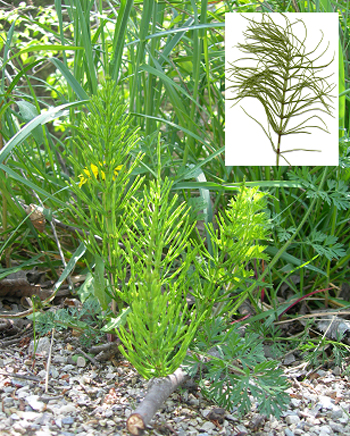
[0,0,349,414]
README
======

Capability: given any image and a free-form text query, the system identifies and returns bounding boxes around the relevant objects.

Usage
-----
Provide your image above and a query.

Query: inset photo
[225,13,339,166]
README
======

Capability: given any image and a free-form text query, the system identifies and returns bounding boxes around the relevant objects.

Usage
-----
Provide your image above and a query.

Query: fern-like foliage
[184,318,291,418]
[227,13,335,166]
[288,170,350,211]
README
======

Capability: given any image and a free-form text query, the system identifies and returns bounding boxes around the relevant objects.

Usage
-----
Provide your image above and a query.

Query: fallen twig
[76,347,101,367]
[45,328,55,393]
[0,371,40,382]
[90,341,120,362]
[126,367,189,436]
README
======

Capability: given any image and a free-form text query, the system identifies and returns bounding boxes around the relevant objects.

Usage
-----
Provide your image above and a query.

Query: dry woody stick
[127,367,188,435]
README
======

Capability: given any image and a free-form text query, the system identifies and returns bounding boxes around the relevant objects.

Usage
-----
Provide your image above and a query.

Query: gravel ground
[1,333,350,436]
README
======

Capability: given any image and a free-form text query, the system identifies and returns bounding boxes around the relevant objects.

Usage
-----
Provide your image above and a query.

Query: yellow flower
[78,162,122,187]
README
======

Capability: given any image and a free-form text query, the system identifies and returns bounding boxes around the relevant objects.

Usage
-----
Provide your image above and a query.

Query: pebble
[285,415,301,425]
[61,416,74,425]
[28,337,50,356]
[16,411,41,421]
[333,366,341,376]
[50,367,59,378]
[329,421,344,432]
[291,398,302,408]
[339,410,349,423]
[331,408,343,420]
[57,404,76,414]
[318,425,333,435]
[62,364,75,371]
[3,386,15,393]
[25,395,46,412]
[318,395,334,410]
[200,421,216,431]
[76,356,86,367]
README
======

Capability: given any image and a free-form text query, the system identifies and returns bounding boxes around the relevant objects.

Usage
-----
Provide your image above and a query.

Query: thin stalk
[276,58,290,166]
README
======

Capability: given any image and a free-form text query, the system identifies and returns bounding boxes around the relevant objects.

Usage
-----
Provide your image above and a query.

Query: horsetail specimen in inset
[226,14,335,166]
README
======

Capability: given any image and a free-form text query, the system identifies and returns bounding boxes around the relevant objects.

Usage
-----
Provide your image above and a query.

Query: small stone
[285,415,300,425]
[50,367,59,378]
[188,397,199,407]
[58,404,76,414]
[318,425,333,436]
[16,411,41,421]
[284,429,294,436]
[62,364,75,372]
[104,409,113,418]
[284,353,296,365]
[38,369,47,378]
[329,421,344,433]
[332,366,341,376]
[16,386,30,398]
[76,356,86,368]
[225,412,238,422]
[12,423,26,435]
[200,421,216,431]
[318,395,334,410]
[207,408,226,422]
[28,337,50,356]
[201,409,211,419]
[25,395,45,412]
[291,398,302,409]
[306,417,321,426]
[3,386,15,393]
[331,408,343,420]
[234,426,248,435]
[53,355,66,363]
[309,404,322,417]
[339,415,349,425]
[36,429,53,436]
[62,416,74,425]
[105,372,116,380]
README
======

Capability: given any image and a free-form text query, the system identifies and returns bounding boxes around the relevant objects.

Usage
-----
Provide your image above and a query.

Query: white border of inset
[225,13,339,166]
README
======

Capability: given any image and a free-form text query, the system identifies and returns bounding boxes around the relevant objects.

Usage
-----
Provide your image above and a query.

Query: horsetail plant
[226,13,336,166]
[67,78,144,313]
[117,151,203,378]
